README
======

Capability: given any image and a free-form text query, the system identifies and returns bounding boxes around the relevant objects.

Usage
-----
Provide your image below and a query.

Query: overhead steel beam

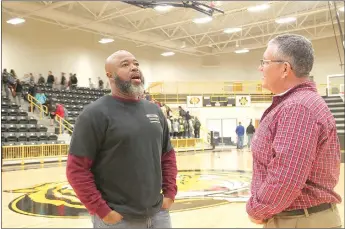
[123,1,278,37]
[138,6,331,48]
[97,1,110,19]
[4,1,74,18]
[64,7,146,31]
[3,11,204,57]
[199,20,344,56]
[77,1,97,18]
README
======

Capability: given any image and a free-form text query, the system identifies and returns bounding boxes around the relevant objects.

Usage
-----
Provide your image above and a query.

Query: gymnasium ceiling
[2,1,345,57]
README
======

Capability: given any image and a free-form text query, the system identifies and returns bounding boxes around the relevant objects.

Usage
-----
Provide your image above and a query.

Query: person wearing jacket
[235,122,245,150]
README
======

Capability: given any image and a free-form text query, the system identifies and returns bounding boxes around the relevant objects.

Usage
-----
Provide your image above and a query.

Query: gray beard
[113,73,145,97]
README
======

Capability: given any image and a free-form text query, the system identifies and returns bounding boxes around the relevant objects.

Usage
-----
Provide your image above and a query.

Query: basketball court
[2,1,345,228]
[2,149,344,228]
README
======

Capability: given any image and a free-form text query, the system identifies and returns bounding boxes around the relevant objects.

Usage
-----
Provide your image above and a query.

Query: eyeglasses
[260,59,293,70]
[260,59,285,67]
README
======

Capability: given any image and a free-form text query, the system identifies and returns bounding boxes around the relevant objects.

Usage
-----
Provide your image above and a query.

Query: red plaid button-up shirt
[246,81,342,220]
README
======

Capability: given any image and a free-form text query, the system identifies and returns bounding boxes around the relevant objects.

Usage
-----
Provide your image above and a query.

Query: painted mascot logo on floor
[4,170,251,218]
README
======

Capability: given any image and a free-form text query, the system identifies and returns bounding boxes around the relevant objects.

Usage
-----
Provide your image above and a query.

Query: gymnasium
[1,1,344,228]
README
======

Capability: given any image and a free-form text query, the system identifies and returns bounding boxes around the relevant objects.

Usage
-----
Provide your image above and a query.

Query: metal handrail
[27,94,48,119]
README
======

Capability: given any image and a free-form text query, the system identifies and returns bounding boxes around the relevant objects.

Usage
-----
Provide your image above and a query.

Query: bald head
[104,50,144,98]
[105,50,135,73]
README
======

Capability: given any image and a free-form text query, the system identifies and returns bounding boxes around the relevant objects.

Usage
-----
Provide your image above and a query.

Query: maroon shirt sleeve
[66,154,112,219]
[161,149,178,200]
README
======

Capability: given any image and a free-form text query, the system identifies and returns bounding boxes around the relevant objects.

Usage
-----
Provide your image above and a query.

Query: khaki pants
[264,204,342,228]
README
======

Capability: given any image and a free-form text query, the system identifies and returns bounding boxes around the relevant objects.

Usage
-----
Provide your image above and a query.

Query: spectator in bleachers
[178,106,186,117]
[47,71,55,88]
[161,103,167,118]
[194,117,201,138]
[167,117,172,137]
[7,70,17,98]
[29,73,35,85]
[55,103,66,133]
[34,88,47,113]
[22,73,30,83]
[235,122,245,150]
[144,91,151,101]
[14,79,23,106]
[60,72,66,90]
[172,118,179,138]
[98,77,104,89]
[88,78,95,88]
[178,117,185,138]
[70,74,78,90]
[188,117,194,138]
[183,117,189,138]
[2,68,9,97]
[38,74,45,84]
[48,103,56,126]
[10,69,17,78]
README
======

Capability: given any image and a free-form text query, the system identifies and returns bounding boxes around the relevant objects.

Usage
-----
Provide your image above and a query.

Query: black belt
[276,203,333,217]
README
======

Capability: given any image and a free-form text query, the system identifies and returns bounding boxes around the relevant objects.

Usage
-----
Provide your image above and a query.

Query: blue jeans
[247,134,253,148]
[237,135,244,149]
[92,210,171,228]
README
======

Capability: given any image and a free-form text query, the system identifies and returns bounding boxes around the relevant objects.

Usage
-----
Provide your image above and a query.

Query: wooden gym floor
[2,149,344,228]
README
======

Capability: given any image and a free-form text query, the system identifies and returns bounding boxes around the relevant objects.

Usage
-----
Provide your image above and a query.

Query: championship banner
[187,96,203,108]
[236,95,251,107]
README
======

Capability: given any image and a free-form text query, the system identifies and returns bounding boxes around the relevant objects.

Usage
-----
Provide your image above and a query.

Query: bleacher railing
[27,94,48,119]
[2,144,69,165]
[148,80,340,104]
[55,114,74,135]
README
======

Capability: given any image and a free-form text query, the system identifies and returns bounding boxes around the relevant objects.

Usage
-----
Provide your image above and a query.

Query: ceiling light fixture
[235,49,249,54]
[224,27,242,34]
[154,5,173,12]
[98,38,114,44]
[247,4,270,12]
[193,16,213,24]
[6,18,25,25]
[275,17,297,24]
[161,51,175,57]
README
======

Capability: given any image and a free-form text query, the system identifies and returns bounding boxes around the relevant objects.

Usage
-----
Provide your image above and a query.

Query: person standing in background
[60,72,66,90]
[98,77,104,89]
[47,71,55,88]
[38,74,45,84]
[246,121,255,151]
[2,69,9,98]
[235,122,245,150]
[14,79,23,105]
[194,117,201,138]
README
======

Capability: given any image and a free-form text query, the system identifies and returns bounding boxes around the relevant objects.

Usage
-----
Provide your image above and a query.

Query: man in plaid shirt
[246,34,342,228]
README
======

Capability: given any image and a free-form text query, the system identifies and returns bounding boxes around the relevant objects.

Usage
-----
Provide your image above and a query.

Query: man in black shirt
[98,77,104,89]
[47,71,55,88]
[246,121,255,150]
[67,50,177,228]
[60,72,66,90]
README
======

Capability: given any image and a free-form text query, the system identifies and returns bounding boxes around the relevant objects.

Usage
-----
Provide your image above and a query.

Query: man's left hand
[161,197,174,210]
[249,216,265,225]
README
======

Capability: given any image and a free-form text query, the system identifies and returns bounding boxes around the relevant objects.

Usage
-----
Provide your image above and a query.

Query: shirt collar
[274,80,316,99]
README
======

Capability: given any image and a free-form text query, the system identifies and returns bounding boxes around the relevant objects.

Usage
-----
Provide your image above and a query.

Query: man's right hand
[102,211,123,225]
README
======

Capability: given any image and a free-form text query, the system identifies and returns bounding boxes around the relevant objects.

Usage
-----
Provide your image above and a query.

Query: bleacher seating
[1,96,60,146]
[22,84,111,125]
